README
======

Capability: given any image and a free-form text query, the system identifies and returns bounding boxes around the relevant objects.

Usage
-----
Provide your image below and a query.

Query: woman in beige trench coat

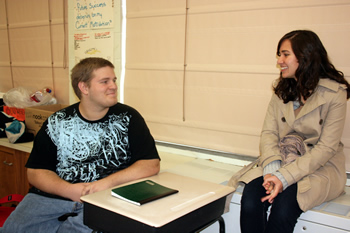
[231,30,350,233]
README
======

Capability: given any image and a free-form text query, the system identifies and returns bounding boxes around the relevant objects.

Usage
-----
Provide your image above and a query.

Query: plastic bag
[3,86,57,108]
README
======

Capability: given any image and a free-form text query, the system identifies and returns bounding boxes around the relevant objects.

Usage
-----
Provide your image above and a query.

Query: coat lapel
[296,91,326,120]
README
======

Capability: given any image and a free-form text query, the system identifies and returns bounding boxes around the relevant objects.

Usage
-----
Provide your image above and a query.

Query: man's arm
[81,158,160,196]
[27,168,90,202]
[28,158,160,202]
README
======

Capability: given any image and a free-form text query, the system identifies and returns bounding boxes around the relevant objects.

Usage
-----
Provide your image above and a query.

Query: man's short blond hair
[71,57,114,99]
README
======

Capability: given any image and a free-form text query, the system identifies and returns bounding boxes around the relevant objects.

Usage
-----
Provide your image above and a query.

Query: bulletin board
[72,0,115,62]
[73,0,114,30]
[68,0,121,104]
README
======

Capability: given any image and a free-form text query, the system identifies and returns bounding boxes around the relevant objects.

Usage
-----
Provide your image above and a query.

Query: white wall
[67,0,350,171]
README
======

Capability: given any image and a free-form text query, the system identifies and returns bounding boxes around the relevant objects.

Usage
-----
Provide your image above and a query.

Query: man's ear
[78,82,89,95]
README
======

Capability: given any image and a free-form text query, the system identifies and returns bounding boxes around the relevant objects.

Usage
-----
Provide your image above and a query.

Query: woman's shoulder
[318,78,347,93]
[317,78,347,103]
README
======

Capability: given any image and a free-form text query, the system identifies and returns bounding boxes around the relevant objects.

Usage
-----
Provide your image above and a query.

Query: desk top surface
[80,172,234,228]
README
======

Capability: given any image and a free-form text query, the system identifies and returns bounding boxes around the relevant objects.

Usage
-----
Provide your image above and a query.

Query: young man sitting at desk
[0,57,160,233]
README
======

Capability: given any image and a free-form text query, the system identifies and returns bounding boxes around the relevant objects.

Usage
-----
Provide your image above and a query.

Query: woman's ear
[78,82,89,95]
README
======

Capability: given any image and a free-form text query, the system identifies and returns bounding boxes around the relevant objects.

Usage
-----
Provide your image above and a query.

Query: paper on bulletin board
[74,31,114,63]
[74,0,114,30]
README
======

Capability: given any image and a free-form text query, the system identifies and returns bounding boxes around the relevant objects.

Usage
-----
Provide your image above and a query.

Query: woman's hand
[262,174,275,193]
[261,175,283,203]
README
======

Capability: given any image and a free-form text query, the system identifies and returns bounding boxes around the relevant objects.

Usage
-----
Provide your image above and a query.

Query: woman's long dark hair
[274,30,350,103]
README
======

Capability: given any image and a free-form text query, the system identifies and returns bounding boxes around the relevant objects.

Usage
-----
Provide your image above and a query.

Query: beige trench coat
[229,78,347,211]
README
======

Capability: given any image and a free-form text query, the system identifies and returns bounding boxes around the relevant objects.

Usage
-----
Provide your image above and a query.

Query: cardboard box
[25,104,68,136]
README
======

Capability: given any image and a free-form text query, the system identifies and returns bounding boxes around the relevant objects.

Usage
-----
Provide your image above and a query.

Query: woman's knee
[241,177,268,213]
[269,185,302,223]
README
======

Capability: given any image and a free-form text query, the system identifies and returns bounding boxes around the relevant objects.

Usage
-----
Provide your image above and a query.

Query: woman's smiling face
[277,39,299,80]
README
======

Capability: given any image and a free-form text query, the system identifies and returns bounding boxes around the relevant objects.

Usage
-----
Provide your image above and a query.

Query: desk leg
[193,216,225,233]
[218,216,225,233]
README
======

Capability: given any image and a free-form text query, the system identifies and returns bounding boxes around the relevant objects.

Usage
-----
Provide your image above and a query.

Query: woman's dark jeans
[240,176,303,233]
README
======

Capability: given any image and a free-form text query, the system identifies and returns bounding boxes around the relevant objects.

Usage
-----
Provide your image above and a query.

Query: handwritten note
[74,0,114,30]
[74,31,114,63]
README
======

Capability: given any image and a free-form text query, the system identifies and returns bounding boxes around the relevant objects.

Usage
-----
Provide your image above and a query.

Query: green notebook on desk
[111,180,179,206]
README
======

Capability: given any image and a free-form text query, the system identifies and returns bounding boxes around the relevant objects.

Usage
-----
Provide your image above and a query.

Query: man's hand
[80,159,160,197]
[80,179,111,197]
[69,183,91,202]
[261,175,283,203]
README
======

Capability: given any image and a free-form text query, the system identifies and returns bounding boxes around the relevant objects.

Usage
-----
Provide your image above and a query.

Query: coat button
[319,119,323,125]
[281,117,286,122]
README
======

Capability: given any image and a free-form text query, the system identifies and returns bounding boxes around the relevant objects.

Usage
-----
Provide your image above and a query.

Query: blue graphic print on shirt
[46,108,131,183]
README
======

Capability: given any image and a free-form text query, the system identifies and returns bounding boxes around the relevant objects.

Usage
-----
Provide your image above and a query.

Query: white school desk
[80,172,235,233]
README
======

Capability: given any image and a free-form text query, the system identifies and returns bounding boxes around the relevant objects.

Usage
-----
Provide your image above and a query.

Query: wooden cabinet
[0,145,30,198]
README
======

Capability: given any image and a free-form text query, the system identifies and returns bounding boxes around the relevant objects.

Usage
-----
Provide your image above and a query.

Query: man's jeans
[0,193,92,233]
[240,176,303,233]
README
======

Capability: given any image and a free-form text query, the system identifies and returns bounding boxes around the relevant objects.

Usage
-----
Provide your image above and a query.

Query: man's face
[85,66,118,108]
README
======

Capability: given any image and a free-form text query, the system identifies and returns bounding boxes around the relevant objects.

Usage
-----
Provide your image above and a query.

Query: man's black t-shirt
[26,102,159,198]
